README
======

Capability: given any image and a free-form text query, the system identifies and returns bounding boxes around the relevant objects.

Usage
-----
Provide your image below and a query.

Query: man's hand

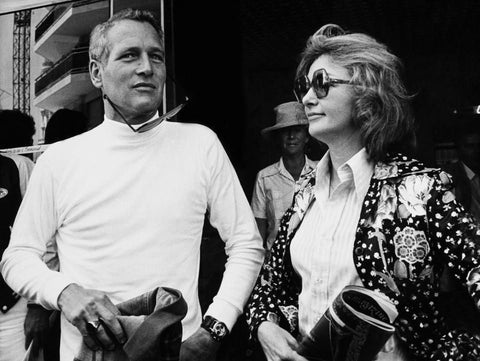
[257,321,308,361]
[57,283,126,351]
[180,327,220,361]
[24,304,52,357]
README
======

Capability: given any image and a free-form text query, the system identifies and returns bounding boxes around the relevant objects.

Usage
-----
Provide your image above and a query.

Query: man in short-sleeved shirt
[251,102,317,250]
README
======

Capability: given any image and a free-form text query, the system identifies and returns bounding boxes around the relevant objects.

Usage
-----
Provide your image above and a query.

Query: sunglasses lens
[312,70,328,98]
[294,76,309,102]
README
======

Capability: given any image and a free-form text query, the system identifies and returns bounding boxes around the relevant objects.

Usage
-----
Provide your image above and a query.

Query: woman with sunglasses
[246,24,480,361]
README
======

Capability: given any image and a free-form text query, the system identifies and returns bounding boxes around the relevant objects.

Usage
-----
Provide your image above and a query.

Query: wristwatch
[201,315,229,342]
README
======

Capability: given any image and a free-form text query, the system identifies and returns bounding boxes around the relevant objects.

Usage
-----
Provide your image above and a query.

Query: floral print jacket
[246,154,480,361]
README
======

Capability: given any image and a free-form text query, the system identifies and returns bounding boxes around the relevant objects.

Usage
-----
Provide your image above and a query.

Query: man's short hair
[89,8,163,63]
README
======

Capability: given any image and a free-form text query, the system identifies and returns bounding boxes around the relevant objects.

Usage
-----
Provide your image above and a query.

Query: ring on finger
[87,319,102,333]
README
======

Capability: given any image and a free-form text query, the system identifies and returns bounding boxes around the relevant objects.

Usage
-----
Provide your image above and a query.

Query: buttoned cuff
[204,299,241,332]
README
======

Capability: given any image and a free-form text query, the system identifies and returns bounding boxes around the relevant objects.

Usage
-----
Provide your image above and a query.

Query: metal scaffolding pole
[12,10,31,114]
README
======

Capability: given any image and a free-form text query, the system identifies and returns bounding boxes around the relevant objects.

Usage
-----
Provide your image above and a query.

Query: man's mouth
[306,112,325,118]
[133,83,156,89]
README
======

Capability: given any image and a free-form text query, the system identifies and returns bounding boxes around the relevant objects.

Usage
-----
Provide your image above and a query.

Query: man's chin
[132,101,162,116]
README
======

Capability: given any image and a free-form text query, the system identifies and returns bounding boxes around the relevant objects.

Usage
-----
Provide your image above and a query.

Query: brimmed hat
[261,101,308,135]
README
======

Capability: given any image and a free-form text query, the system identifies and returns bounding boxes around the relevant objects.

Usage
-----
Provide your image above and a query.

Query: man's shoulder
[164,121,221,150]
[166,121,216,138]
[38,128,96,165]
[256,161,281,179]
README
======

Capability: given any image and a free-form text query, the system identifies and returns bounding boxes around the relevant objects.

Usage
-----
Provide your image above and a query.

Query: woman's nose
[302,86,318,107]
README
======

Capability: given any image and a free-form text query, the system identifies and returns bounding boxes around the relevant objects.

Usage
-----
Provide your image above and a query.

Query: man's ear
[89,60,103,89]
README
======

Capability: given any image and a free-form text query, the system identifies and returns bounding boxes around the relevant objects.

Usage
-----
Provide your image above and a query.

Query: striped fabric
[290,148,374,337]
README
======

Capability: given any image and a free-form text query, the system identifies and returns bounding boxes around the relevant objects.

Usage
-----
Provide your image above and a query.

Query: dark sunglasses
[293,68,351,102]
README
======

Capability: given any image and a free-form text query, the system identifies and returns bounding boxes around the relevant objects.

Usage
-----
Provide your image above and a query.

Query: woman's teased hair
[296,24,415,162]
[89,8,163,63]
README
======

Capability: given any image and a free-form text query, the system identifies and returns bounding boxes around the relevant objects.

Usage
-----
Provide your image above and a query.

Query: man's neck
[282,153,306,181]
[104,100,158,125]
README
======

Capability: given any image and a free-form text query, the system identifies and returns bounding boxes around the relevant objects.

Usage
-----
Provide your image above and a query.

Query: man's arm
[181,133,264,360]
[0,153,126,351]
[204,135,264,328]
[0,154,73,309]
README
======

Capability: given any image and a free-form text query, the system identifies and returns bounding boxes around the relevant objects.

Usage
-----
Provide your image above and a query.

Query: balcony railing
[35,4,69,41]
[35,46,89,96]
[35,0,106,42]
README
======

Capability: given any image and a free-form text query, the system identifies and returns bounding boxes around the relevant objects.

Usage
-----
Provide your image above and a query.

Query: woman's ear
[89,60,103,89]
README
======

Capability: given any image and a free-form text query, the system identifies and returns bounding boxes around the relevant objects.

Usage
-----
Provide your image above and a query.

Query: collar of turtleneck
[101,111,166,143]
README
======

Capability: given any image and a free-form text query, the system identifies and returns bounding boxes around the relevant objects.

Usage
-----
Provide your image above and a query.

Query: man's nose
[136,54,153,75]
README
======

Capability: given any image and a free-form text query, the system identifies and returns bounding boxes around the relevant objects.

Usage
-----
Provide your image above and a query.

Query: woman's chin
[308,122,330,142]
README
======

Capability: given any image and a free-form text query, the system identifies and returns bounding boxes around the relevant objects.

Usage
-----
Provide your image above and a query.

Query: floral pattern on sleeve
[428,171,480,306]
[245,175,315,339]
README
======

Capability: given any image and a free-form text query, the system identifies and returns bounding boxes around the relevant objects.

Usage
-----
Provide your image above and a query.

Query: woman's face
[302,55,359,146]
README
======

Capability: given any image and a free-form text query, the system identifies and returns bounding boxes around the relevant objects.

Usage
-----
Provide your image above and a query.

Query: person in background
[444,116,480,223]
[437,115,480,342]
[0,110,35,361]
[1,8,263,361]
[246,24,480,361]
[24,108,89,361]
[44,108,88,144]
[0,154,24,361]
[251,101,317,251]
[0,109,35,196]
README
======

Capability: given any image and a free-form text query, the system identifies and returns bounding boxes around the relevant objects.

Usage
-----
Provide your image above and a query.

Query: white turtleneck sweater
[1,114,264,360]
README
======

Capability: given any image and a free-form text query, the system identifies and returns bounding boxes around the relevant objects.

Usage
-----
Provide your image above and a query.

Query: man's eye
[151,54,164,62]
[122,53,136,59]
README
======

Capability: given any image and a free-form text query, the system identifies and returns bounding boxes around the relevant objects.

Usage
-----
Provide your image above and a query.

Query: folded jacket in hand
[74,287,187,361]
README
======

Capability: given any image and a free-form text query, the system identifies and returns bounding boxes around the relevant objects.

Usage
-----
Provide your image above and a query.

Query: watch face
[202,316,229,341]
[213,322,227,337]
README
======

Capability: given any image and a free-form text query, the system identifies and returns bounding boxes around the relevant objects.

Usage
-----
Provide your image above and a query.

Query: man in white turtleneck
[1,8,263,361]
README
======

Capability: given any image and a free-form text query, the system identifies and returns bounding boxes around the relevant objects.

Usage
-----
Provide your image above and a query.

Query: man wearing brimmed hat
[251,101,317,251]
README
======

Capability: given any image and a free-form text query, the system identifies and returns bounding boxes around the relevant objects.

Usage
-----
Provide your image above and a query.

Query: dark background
[172,0,480,200]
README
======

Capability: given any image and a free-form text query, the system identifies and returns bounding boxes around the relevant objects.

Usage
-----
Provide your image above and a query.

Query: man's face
[277,125,309,156]
[90,20,166,123]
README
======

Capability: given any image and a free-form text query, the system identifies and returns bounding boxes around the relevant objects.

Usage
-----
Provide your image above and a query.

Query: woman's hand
[257,321,308,361]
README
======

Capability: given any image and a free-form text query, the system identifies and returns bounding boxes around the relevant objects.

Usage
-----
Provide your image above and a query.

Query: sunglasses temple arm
[103,94,138,132]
